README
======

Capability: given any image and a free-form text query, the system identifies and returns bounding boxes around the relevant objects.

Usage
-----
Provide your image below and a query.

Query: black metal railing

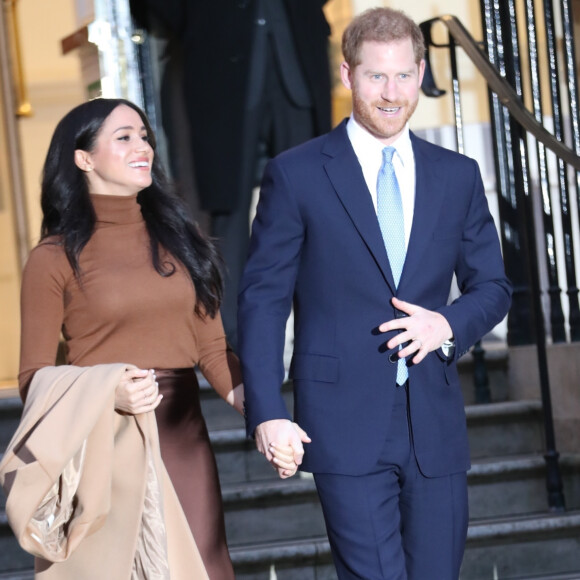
[419,3,580,510]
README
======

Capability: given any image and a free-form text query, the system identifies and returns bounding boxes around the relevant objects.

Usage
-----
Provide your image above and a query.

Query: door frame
[0,0,30,271]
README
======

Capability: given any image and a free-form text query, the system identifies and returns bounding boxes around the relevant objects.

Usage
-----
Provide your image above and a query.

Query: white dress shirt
[346,117,415,249]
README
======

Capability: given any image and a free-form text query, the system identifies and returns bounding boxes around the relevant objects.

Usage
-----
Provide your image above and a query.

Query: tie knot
[382,146,396,165]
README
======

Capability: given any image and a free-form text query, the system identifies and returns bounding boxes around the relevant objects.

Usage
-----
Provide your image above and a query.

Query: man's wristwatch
[441,338,455,358]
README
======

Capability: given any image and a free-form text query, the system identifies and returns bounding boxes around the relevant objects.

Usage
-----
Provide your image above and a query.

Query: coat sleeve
[238,158,304,436]
[436,160,512,358]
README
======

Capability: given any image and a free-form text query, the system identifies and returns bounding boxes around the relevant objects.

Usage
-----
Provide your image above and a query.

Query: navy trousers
[313,382,469,580]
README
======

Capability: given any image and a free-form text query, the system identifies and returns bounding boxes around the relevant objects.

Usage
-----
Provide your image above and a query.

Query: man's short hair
[342,7,425,68]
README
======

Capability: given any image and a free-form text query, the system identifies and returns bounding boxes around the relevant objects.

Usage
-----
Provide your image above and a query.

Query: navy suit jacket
[238,120,512,477]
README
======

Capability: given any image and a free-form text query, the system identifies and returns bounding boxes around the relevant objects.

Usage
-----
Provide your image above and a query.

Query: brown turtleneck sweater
[19,193,242,401]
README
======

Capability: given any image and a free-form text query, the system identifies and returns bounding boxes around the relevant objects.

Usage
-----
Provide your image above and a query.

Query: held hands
[269,443,301,479]
[379,297,453,364]
[255,419,312,479]
[115,368,162,414]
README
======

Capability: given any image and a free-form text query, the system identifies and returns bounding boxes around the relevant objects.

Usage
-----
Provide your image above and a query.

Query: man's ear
[417,58,426,87]
[74,149,93,172]
[340,61,353,91]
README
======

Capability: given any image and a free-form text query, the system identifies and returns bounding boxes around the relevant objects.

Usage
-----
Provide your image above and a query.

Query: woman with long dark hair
[17,98,295,578]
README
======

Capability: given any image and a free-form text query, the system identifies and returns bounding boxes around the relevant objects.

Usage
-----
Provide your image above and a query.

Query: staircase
[0,393,33,579]
[1,345,580,579]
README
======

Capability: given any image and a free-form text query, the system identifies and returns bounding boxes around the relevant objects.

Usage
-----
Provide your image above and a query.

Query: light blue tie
[377,146,408,385]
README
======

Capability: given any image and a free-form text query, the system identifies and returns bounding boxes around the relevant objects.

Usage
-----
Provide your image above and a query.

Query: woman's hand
[269,442,299,479]
[115,368,162,414]
[226,382,245,415]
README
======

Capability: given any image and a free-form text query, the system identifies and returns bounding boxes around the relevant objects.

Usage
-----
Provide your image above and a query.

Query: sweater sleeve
[18,243,70,401]
[194,309,243,401]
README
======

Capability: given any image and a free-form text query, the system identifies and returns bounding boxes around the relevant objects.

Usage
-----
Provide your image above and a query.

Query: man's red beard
[352,92,418,142]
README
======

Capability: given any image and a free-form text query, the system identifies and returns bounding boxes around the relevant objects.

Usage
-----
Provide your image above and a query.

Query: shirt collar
[347,116,414,168]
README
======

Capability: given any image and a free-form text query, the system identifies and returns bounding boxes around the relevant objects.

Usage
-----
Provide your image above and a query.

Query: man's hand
[254,419,311,478]
[379,297,453,364]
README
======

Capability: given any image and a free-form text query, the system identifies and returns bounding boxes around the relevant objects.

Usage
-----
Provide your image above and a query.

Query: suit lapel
[322,122,397,292]
[321,125,448,294]
[398,134,446,292]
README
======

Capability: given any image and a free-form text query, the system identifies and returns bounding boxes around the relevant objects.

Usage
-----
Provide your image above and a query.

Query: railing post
[472,341,491,404]
[479,0,566,511]
[480,0,535,347]
[556,0,580,341]
[524,0,567,343]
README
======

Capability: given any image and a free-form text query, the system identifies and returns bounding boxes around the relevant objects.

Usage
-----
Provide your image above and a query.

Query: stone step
[211,428,276,484]
[3,451,577,559]
[463,511,580,579]
[223,476,325,548]
[466,399,545,460]
[230,536,334,580]
[0,396,549,478]
[458,342,510,405]
[1,396,548,481]
[0,572,33,580]
[214,434,580,520]
[220,452,580,546]
[0,512,33,575]
[468,453,580,519]
[209,399,548,486]
[509,573,580,580]
[229,511,580,580]
[0,398,21,452]
[3,482,579,578]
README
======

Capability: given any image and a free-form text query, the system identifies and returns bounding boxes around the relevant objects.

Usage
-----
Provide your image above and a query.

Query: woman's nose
[136,140,152,153]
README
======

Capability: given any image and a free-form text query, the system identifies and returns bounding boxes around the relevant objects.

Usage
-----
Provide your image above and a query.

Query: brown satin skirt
[154,368,234,580]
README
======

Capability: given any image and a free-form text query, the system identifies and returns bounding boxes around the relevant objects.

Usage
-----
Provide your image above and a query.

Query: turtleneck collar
[90,194,143,225]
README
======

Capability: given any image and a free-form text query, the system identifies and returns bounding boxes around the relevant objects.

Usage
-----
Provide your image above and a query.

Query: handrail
[421,14,580,171]
[422,12,569,511]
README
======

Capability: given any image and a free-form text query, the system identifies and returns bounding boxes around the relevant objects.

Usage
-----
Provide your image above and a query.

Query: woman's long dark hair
[40,97,223,317]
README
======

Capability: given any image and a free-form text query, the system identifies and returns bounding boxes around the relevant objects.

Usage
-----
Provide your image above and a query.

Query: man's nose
[381,79,398,101]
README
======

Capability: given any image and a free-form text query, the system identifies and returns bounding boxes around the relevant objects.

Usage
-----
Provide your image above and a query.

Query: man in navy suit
[238,7,511,579]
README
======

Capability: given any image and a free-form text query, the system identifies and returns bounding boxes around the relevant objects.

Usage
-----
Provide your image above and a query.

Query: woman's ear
[74,149,93,172]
